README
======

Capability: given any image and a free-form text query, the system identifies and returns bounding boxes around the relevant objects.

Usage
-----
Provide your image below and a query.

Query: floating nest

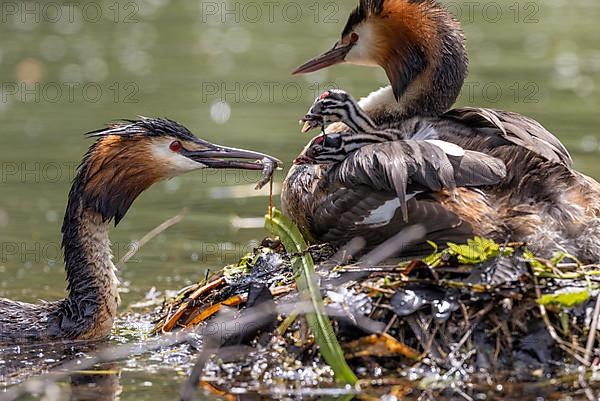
[150,229,600,400]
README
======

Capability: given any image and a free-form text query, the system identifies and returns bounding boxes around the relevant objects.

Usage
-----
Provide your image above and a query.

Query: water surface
[0,0,599,398]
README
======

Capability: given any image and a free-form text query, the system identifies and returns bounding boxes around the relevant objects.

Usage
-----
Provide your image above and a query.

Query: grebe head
[293,0,468,116]
[300,90,359,133]
[73,117,277,225]
[295,128,393,165]
[294,133,346,164]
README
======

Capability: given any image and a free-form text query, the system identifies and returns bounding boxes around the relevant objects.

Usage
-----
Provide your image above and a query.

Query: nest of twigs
[151,223,600,400]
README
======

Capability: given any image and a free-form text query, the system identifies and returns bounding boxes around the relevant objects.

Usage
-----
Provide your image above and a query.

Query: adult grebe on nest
[283,0,600,260]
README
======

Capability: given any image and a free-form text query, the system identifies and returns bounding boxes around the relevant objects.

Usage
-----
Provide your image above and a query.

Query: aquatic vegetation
[265,207,357,385]
[145,208,600,399]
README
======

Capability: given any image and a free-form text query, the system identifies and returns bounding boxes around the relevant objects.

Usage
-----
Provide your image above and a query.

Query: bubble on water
[45,210,58,223]
[40,35,67,62]
[83,57,108,82]
[210,101,231,124]
[579,135,599,153]
[554,52,580,80]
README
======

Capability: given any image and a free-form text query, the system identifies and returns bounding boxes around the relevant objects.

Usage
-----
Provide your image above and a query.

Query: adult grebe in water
[0,118,279,344]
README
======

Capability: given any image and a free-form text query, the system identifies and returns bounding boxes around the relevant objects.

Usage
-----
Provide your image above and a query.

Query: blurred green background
[0,0,599,309]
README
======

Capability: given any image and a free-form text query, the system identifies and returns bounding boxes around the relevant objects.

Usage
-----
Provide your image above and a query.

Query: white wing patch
[357,194,420,227]
[424,140,466,157]
[412,124,438,140]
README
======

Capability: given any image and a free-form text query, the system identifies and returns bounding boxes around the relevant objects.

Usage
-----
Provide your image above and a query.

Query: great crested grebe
[0,118,279,344]
[302,90,600,255]
[282,2,600,259]
[290,0,569,167]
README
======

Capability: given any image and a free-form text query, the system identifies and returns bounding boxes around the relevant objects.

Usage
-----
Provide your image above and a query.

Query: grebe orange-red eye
[169,140,182,152]
[350,32,359,43]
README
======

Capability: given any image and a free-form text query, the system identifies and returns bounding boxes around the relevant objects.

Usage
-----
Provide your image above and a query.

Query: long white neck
[358,86,399,116]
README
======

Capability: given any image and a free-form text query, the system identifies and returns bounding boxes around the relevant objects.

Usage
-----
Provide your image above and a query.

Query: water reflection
[0,341,96,386]
[69,367,121,401]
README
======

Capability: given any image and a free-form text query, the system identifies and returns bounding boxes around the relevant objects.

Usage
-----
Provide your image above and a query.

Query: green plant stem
[265,207,357,385]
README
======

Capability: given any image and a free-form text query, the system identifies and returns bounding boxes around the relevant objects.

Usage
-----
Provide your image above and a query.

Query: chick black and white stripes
[298,89,507,223]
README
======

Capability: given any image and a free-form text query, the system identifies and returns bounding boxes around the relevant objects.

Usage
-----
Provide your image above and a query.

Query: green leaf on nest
[265,207,357,386]
[425,237,512,267]
[447,237,502,264]
[538,290,590,308]
[223,252,255,279]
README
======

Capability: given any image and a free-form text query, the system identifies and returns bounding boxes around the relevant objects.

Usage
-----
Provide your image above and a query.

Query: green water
[1,0,599,399]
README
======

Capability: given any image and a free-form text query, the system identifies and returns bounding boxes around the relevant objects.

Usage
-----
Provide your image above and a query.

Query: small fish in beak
[184,144,281,171]
[255,157,279,190]
[184,142,282,189]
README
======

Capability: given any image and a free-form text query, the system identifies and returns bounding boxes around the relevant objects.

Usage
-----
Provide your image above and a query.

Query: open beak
[183,144,281,170]
[292,41,353,75]
[300,114,324,133]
